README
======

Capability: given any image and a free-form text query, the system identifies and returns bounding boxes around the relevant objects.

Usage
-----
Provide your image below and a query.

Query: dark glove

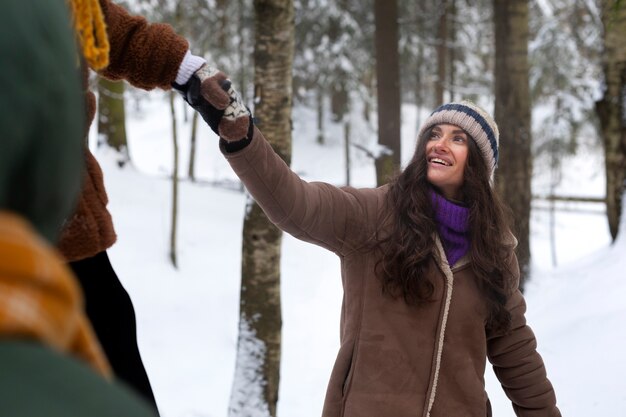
[173,64,252,142]
[173,73,223,134]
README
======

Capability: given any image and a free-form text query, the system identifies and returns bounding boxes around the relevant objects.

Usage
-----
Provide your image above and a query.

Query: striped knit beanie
[417,101,499,179]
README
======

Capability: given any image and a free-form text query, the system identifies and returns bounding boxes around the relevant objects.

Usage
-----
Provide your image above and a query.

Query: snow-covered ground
[96,91,624,416]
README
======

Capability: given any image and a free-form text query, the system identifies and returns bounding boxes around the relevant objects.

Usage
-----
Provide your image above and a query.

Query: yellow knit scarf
[67,0,110,70]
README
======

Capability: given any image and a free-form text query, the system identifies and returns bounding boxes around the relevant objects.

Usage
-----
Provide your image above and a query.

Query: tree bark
[216,0,230,53]
[374,0,402,186]
[493,0,532,289]
[168,91,179,269]
[448,0,456,102]
[188,110,198,182]
[414,0,427,132]
[345,120,351,186]
[229,0,294,416]
[317,87,325,144]
[435,0,448,106]
[329,3,348,122]
[237,0,249,103]
[596,0,626,241]
[97,77,129,166]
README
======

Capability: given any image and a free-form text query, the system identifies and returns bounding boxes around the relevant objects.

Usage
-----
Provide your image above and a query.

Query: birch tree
[229,0,294,416]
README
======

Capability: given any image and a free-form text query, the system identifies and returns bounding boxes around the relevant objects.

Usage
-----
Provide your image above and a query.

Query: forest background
[94,0,626,416]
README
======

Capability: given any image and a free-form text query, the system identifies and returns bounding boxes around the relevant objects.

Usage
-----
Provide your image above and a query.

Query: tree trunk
[188,110,199,182]
[374,0,401,186]
[596,0,626,241]
[363,68,374,124]
[331,83,349,122]
[435,0,448,106]
[415,41,424,131]
[97,77,129,166]
[329,4,348,122]
[229,0,294,416]
[493,0,532,289]
[415,0,427,133]
[448,0,456,102]
[238,0,249,103]
[317,87,325,144]
[345,120,351,186]
[217,0,230,53]
[169,91,179,269]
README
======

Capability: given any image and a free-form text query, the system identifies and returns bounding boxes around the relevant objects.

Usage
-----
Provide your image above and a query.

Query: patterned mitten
[173,64,251,142]
[173,72,223,134]
[217,79,252,141]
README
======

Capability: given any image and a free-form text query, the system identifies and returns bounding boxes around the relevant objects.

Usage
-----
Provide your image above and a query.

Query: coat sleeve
[97,0,189,90]
[222,128,382,254]
[486,252,561,417]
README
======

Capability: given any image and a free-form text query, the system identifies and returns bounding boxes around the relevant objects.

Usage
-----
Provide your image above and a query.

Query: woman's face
[425,124,469,200]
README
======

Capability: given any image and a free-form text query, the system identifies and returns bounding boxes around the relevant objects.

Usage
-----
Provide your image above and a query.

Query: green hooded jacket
[0,0,84,243]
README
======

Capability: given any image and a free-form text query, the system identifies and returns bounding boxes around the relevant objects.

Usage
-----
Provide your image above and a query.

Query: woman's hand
[173,64,252,142]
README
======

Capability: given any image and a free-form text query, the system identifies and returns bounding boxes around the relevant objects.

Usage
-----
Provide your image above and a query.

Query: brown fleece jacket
[57,0,189,261]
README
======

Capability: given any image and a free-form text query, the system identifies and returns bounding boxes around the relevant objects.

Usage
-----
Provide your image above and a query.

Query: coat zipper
[422,237,455,417]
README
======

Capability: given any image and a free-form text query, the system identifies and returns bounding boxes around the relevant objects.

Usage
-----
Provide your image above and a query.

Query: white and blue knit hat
[417,100,500,179]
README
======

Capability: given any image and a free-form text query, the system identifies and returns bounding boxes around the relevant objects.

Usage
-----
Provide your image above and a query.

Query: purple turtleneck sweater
[430,190,470,266]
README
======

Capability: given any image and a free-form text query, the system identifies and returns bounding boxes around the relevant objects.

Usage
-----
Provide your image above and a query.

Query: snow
[94,90,625,417]
[229,316,271,417]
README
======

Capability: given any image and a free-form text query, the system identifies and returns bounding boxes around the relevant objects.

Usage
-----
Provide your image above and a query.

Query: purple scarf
[430,190,470,266]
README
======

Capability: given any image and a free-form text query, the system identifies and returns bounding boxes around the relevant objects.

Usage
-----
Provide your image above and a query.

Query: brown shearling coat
[57,0,189,261]
[222,128,561,417]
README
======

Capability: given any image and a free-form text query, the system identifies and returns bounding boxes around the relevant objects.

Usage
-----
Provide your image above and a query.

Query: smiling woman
[180,72,562,416]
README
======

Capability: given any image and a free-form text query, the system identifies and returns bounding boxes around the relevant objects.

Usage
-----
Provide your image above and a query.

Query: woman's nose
[433,138,448,152]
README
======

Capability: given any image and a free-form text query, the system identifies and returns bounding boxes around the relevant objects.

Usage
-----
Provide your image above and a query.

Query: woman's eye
[453,136,466,143]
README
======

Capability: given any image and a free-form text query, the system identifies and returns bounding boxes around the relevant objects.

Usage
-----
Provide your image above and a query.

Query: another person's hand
[173,64,252,142]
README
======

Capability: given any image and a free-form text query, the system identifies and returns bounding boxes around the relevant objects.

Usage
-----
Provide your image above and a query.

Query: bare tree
[374,0,401,185]
[493,0,532,289]
[435,0,448,106]
[596,0,626,240]
[447,0,457,102]
[97,77,129,166]
[188,110,199,182]
[169,91,179,269]
[229,0,294,416]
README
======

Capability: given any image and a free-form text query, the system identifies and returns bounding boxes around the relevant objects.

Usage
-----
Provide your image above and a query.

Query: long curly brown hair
[376,127,517,334]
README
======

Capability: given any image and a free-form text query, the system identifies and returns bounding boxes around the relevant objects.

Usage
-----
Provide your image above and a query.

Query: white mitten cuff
[175,50,206,85]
